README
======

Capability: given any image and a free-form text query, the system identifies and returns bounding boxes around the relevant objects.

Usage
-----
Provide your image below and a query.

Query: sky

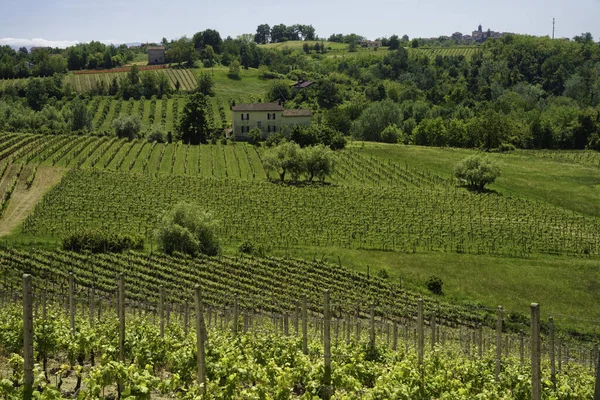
[1,0,599,48]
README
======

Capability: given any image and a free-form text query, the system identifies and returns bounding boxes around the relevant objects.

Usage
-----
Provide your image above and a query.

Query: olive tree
[303,145,335,182]
[262,141,303,182]
[454,154,500,192]
[155,202,220,256]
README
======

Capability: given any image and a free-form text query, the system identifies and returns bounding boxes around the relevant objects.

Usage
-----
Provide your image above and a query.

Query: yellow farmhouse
[231,102,312,139]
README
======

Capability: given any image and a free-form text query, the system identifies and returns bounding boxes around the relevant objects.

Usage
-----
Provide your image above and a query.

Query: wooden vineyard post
[369,304,375,349]
[23,274,34,400]
[184,301,189,335]
[417,299,424,367]
[118,274,125,362]
[520,332,525,367]
[89,286,95,327]
[430,313,436,350]
[531,303,541,400]
[558,339,562,373]
[69,272,75,333]
[549,317,556,388]
[194,285,207,395]
[233,293,239,337]
[42,289,47,320]
[495,306,503,381]
[346,312,351,344]
[294,301,299,335]
[478,323,483,359]
[302,294,308,355]
[323,290,332,400]
[159,286,165,338]
[393,320,398,351]
[594,346,600,400]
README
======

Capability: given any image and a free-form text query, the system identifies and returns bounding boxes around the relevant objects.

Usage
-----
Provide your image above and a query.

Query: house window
[241,114,244,121]
[272,113,276,120]
[267,113,271,120]
[257,121,262,128]
[246,113,249,120]
[268,126,271,133]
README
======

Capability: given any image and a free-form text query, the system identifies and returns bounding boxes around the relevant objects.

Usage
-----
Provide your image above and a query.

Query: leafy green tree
[202,45,215,67]
[380,124,404,144]
[155,202,220,256]
[168,37,196,65]
[302,145,335,182]
[262,141,303,182]
[267,80,291,102]
[248,128,262,145]
[348,41,357,52]
[178,92,211,144]
[227,60,241,80]
[454,154,500,192]
[196,72,215,96]
[254,24,271,44]
[69,97,92,132]
[388,35,400,50]
[351,100,403,142]
[25,78,48,111]
[140,71,158,98]
[112,115,142,140]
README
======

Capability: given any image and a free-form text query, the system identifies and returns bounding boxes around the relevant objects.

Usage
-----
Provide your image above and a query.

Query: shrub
[376,269,389,280]
[426,275,443,295]
[454,154,500,192]
[155,202,220,256]
[238,240,255,254]
[146,126,166,143]
[62,230,144,253]
[112,115,142,140]
[497,142,516,153]
[227,60,241,80]
[248,128,262,146]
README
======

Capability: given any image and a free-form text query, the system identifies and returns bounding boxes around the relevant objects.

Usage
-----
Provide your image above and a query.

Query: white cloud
[0,38,123,49]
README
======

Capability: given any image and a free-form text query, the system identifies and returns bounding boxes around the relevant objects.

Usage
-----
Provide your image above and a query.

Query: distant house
[231,102,312,139]
[147,46,166,65]
[291,80,314,90]
[360,40,382,49]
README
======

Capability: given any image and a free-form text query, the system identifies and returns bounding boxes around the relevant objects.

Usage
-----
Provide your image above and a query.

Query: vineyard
[0,262,597,399]
[19,168,600,257]
[1,133,599,258]
[410,47,481,60]
[518,149,600,168]
[0,68,198,93]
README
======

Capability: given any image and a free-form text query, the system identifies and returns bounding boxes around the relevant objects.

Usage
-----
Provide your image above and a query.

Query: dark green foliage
[351,100,403,142]
[178,92,212,144]
[146,126,167,143]
[62,230,144,253]
[248,128,262,145]
[454,155,501,192]
[426,275,443,295]
[227,61,242,80]
[196,72,215,96]
[155,202,220,256]
[112,115,142,140]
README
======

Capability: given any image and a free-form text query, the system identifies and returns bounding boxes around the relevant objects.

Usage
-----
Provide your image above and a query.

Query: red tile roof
[283,109,312,117]
[232,103,284,111]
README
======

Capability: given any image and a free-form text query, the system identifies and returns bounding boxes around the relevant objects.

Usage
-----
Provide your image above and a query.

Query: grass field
[352,142,600,219]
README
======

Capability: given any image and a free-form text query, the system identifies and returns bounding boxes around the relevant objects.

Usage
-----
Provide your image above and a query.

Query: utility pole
[552,18,555,39]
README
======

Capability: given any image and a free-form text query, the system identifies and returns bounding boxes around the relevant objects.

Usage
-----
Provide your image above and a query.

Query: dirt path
[0,166,65,236]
